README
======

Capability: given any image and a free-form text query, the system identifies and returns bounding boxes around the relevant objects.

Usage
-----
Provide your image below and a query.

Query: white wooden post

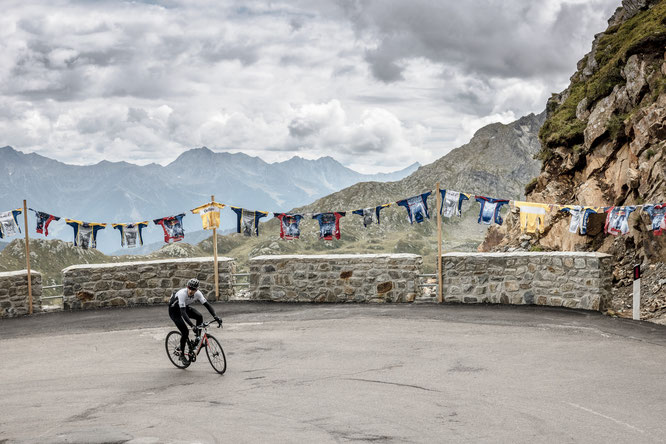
[632,264,640,321]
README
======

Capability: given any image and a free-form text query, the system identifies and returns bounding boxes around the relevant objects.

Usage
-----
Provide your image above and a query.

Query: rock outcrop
[482,0,666,321]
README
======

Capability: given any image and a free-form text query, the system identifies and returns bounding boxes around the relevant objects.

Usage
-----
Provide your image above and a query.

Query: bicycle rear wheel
[205,334,226,374]
[165,331,190,369]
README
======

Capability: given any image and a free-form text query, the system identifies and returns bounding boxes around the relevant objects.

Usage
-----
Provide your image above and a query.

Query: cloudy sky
[1,0,620,173]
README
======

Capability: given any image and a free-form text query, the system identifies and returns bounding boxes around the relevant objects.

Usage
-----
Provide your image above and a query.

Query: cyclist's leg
[169,305,189,351]
[186,306,203,327]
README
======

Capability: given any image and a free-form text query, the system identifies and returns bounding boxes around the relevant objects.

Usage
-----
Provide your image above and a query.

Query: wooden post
[23,200,33,314]
[211,195,220,301]
[436,183,443,303]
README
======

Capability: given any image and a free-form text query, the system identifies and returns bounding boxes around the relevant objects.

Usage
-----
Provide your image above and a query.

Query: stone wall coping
[442,252,612,258]
[0,269,41,278]
[62,256,234,273]
[250,253,421,261]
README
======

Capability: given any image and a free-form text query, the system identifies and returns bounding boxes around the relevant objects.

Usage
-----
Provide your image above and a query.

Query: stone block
[563,299,580,308]
[523,290,535,304]
[117,290,134,299]
[476,274,489,284]
[108,297,127,307]
[76,291,94,302]
[549,297,563,307]
[448,286,461,295]
[94,281,110,291]
[504,281,519,292]
[110,281,124,290]
[586,259,600,269]
[376,281,393,294]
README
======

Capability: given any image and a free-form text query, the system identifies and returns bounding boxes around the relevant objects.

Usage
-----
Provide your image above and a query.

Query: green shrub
[606,113,627,140]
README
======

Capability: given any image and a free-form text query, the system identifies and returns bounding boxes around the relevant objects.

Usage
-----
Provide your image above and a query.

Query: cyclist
[168,278,222,364]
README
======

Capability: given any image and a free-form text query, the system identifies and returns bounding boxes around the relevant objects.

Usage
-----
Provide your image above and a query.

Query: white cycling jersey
[172,288,207,308]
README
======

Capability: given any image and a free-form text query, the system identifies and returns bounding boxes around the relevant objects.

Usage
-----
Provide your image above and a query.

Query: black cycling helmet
[187,278,200,290]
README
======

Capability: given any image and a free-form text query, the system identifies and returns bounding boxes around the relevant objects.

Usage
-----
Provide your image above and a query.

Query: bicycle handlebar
[192,320,222,330]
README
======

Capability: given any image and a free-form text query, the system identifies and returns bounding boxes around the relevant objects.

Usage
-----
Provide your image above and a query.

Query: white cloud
[0,0,620,172]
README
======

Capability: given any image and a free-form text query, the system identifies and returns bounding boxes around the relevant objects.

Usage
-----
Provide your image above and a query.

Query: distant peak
[171,146,215,163]
[181,146,214,157]
[93,159,132,167]
[0,146,19,155]
[318,156,339,163]
[281,155,341,165]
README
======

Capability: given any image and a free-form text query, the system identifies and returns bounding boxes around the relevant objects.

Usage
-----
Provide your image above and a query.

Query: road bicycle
[165,320,227,374]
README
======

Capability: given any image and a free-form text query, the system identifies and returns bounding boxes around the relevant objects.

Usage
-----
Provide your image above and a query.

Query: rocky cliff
[482,0,666,322]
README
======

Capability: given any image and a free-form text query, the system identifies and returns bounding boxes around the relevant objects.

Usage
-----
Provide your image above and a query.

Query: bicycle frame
[190,330,210,356]
[189,320,217,357]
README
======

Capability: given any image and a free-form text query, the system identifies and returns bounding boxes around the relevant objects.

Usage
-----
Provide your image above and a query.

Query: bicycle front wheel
[165,331,190,369]
[205,334,226,374]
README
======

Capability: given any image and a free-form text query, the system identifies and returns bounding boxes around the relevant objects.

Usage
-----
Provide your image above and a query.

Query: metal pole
[212,195,220,301]
[632,264,640,321]
[23,200,33,314]
[436,183,443,303]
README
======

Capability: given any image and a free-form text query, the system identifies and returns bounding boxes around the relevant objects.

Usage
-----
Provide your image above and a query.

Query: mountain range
[0,146,418,253]
[1,110,545,281]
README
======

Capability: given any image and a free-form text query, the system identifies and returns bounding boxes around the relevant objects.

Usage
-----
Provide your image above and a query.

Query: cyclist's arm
[203,301,219,319]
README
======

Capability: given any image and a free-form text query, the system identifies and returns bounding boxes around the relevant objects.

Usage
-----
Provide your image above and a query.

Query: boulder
[624,55,649,105]
[584,91,617,150]
[576,97,590,121]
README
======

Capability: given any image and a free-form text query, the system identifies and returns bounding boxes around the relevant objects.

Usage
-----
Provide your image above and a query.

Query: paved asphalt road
[1,303,665,443]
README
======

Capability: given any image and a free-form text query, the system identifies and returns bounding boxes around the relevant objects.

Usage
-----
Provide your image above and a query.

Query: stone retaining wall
[442,252,612,310]
[62,257,235,310]
[0,270,42,318]
[248,254,422,303]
